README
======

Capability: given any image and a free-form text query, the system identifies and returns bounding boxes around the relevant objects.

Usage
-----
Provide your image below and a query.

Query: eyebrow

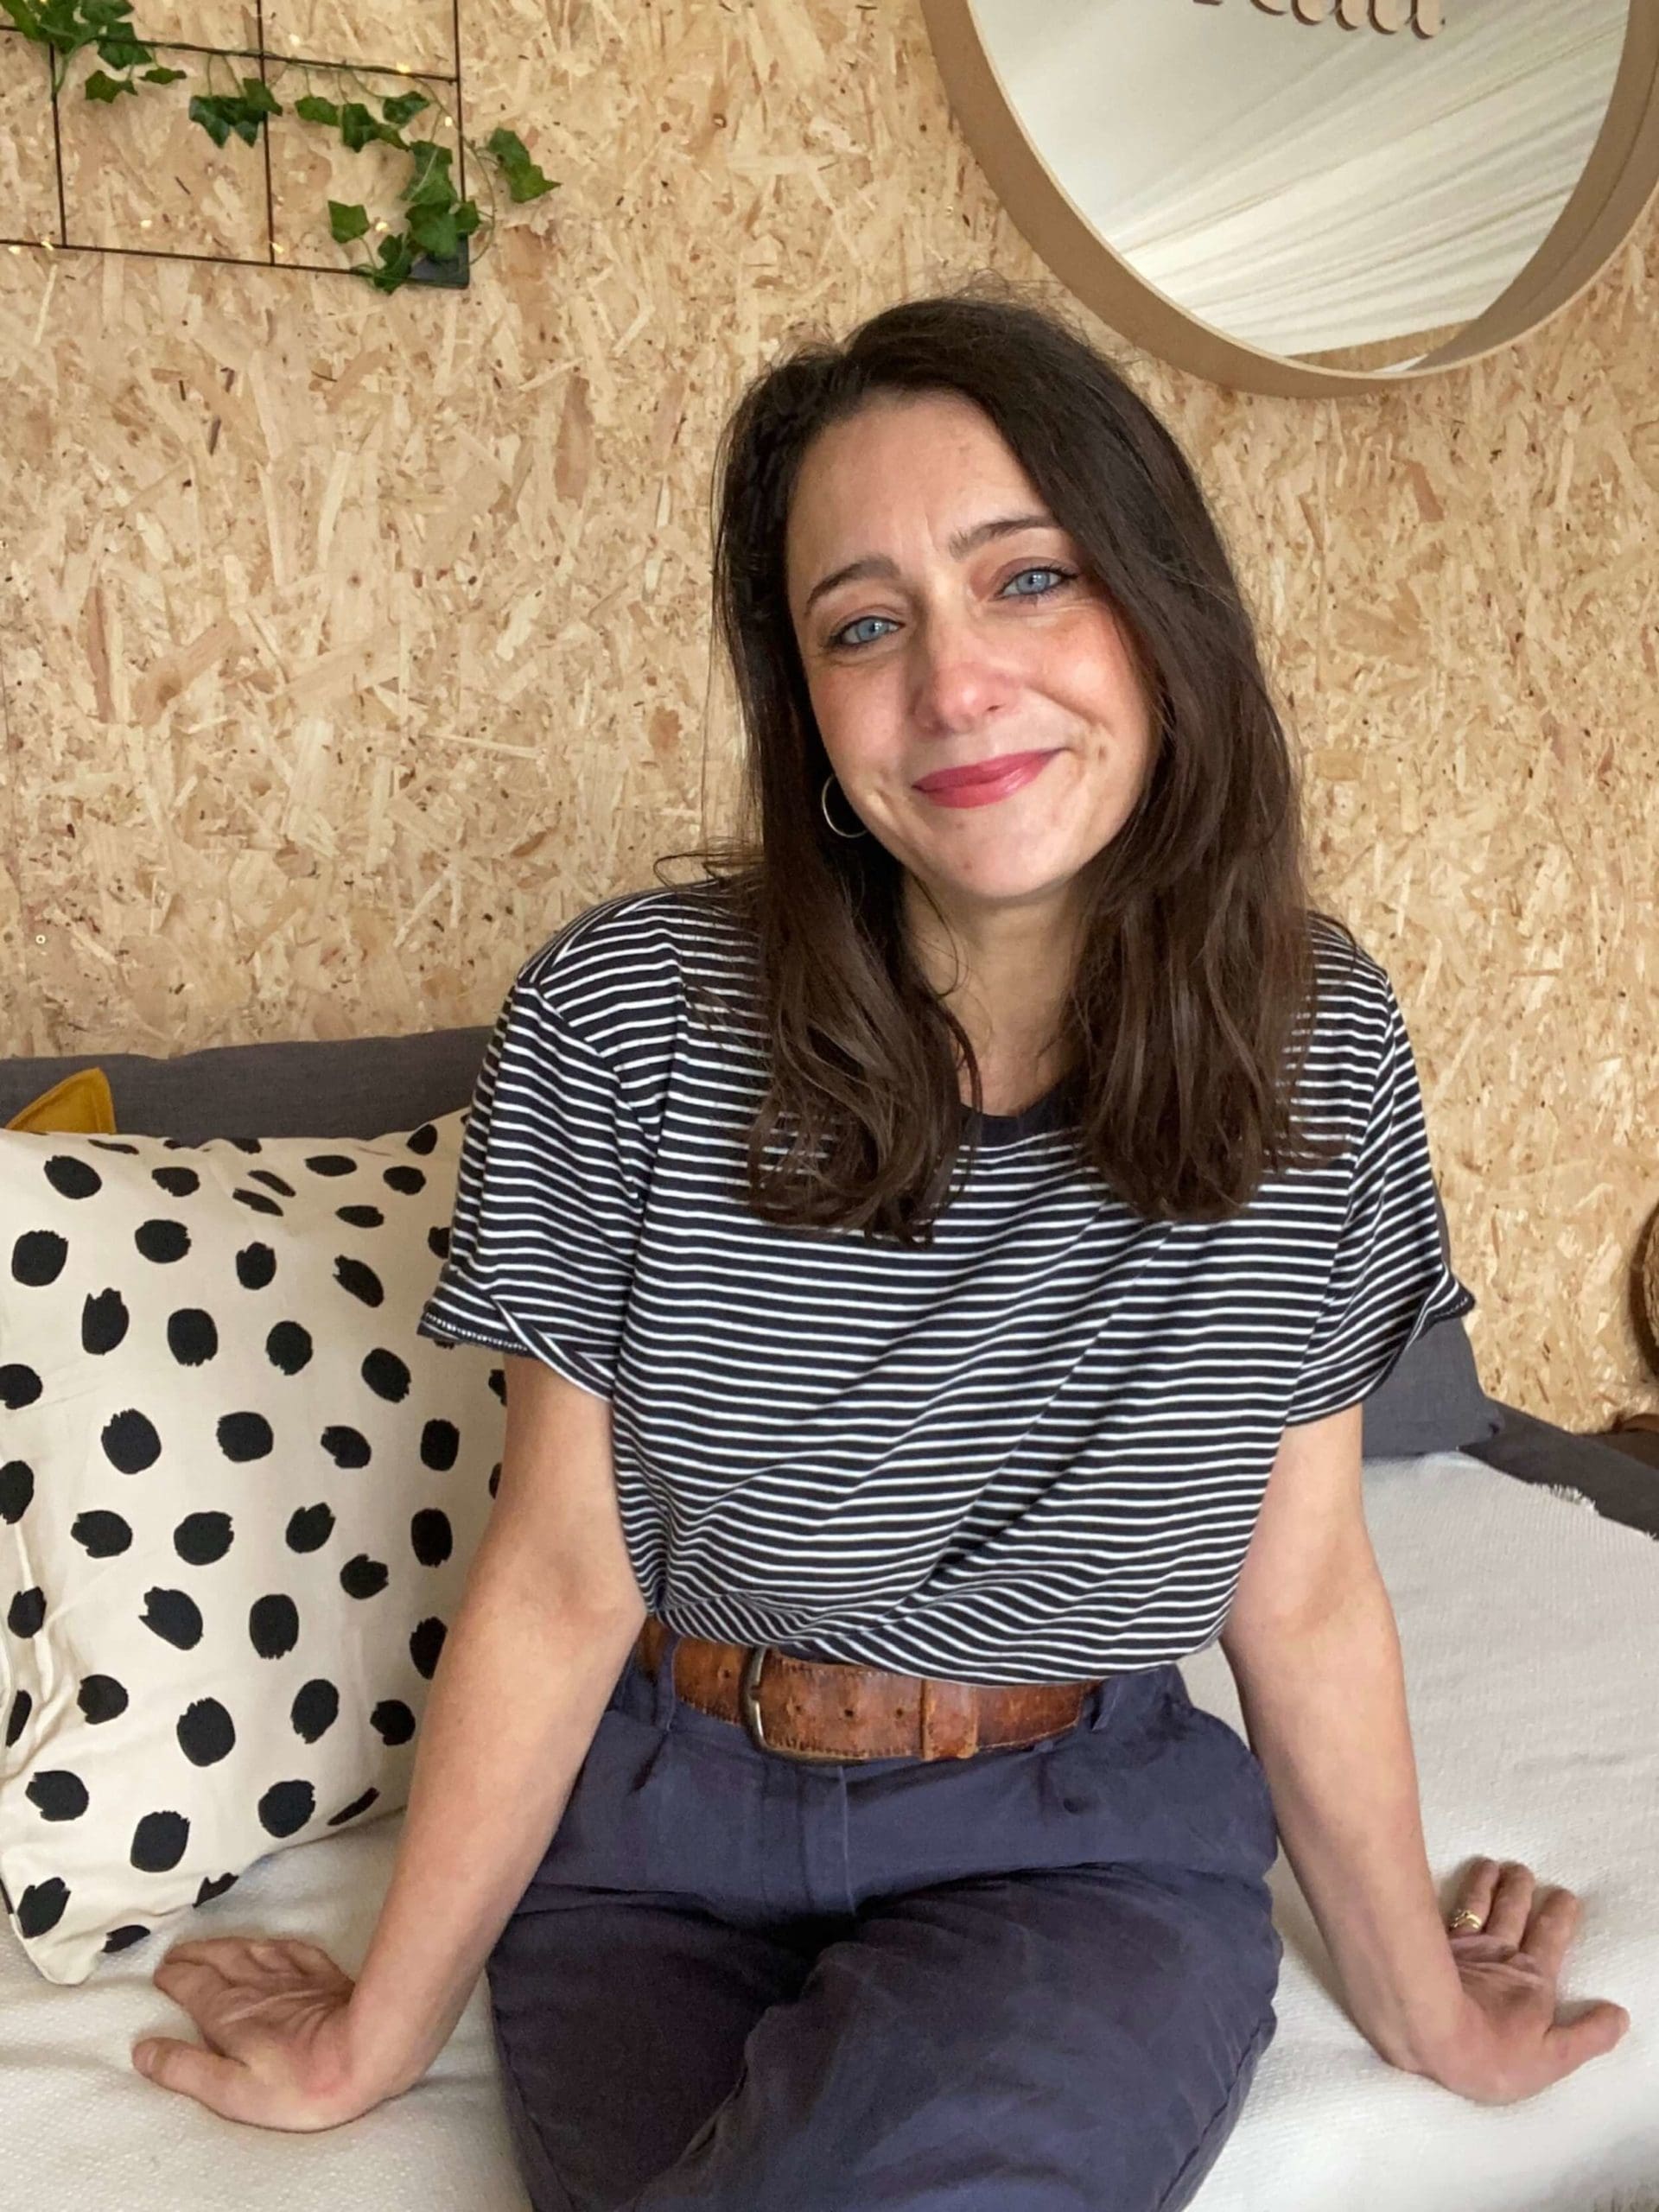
[799,510,1059,618]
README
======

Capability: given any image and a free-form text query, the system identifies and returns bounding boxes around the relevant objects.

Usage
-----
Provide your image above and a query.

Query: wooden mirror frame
[921,0,1659,395]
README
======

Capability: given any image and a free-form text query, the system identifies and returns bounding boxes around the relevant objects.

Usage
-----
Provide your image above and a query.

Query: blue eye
[827,565,1077,652]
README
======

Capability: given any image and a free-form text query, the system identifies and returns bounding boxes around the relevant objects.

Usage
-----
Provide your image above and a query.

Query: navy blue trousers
[485,1628,1283,2212]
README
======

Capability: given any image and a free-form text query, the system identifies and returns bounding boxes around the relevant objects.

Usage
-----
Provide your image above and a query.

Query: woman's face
[784,389,1158,929]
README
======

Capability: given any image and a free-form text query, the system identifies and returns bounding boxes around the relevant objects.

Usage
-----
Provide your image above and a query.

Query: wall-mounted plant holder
[0,0,552,295]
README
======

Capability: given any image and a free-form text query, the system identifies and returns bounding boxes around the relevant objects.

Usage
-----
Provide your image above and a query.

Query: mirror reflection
[969,0,1629,365]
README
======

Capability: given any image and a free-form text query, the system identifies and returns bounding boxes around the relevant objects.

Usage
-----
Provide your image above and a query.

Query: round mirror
[922,0,1659,394]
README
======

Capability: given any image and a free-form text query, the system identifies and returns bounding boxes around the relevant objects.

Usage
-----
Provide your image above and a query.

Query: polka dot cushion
[0,1109,503,1985]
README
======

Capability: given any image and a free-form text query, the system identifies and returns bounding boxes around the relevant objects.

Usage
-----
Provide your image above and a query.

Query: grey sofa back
[0,1029,493,1142]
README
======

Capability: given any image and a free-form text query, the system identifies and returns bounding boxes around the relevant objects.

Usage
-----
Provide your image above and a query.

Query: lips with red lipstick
[912,748,1059,806]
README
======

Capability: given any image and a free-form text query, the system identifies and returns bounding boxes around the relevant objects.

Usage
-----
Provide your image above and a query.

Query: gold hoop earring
[820,772,868,841]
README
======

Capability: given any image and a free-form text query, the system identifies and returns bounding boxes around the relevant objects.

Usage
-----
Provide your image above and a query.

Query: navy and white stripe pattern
[417,887,1476,1683]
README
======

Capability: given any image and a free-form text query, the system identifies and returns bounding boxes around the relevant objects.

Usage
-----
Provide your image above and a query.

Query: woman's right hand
[131,1935,417,2132]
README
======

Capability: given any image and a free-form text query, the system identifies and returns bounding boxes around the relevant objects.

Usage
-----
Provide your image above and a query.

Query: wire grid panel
[0,0,468,285]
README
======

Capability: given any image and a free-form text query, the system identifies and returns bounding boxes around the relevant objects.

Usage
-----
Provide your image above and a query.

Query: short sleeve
[416,971,652,1402]
[1285,979,1477,1427]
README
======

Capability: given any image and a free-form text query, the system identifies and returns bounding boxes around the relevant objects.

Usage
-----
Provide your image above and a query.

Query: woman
[130,284,1630,2207]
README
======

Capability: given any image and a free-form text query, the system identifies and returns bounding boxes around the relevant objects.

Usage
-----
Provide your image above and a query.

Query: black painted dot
[101,1407,162,1475]
[406,1123,438,1154]
[290,1678,339,1743]
[488,1367,505,1403]
[82,1287,129,1354]
[232,1187,283,1217]
[340,1554,389,1600]
[266,1319,313,1375]
[371,1699,416,1745]
[104,1923,150,1953]
[18,1878,69,1937]
[177,1698,236,1766]
[11,1227,67,1286]
[334,1255,385,1307]
[141,1587,203,1650]
[428,1224,449,1259]
[26,1770,89,1821]
[151,1163,200,1197]
[174,1510,233,1565]
[131,1810,189,1872]
[410,1508,452,1566]
[72,1509,133,1557]
[338,1205,384,1228]
[6,1688,32,1746]
[79,1675,129,1724]
[135,1217,191,1263]
[303,1154,358,1178]
[327,1786,379,1827]
[0,1364,43,1410]
[320,1425,371,1469]
[382,1163,426,1196]
[420,1419,459,1472]
[360,1347,410,1403]
[8,1586,46,1637]
[236,1242,276,1290]
[410,1616,447,1680]
[166,1309,219,1366]
[248,1167,296,1198]
[250,1593,300,1658]
[217,1410,274,1462]
[0,1460,35,1522]
[195,1871,238,1904]
[227,1138,261,1154]
[45,1154,101,1200]
[89,1140,140,1154]
[258,1779,315,1838]
[285,1501,334,1553]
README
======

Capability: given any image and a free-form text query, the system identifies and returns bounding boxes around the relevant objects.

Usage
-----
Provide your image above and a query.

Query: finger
[131,2037,265,2124]
[1484,1861,1535,1948]
[1518,1885,1580,1980]
[160,1939,282,1989]
[1449,1857,1501,1930]
[1542,2000,1632,2080]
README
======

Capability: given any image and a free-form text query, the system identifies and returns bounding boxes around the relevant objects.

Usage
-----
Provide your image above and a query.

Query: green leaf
[83,65,130,99]
[3,1,44,40]
[188,92,232,146]
[140,63,185,81]
[238,75,279,117]
[327,198,370,243]
[93,31,147,66]
[380,89,428,128]
[484,124,555,201]
[339,99,404,151]
[294,92,339,124]
[407,203,459,260]
[484,125,529,167]
[453,197,480,238]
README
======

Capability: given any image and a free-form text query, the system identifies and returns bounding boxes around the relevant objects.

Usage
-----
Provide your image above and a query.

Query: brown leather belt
[634,1616,1105,1763]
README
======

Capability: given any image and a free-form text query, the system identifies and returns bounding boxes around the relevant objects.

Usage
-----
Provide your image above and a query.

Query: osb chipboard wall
[0,0,1655,1431]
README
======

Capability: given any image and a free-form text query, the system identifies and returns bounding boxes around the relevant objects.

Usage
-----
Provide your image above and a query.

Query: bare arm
[134,1351,650,2124]
[1222,1404,1630,2104]
[345,1352,649,2093]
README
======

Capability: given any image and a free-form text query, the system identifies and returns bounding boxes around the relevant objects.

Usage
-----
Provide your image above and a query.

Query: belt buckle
[739,1645,847,1764]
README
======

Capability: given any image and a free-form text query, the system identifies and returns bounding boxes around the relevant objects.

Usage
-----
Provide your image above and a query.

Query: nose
[910,603,1017,736]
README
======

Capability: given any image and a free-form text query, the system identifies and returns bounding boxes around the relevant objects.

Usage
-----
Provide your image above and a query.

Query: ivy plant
[0,0,556,292]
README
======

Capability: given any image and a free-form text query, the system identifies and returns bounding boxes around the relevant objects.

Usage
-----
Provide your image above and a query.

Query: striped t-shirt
[416,885,1476,1683]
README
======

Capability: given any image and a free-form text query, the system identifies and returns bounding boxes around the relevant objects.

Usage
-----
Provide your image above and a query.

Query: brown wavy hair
[658,276,1356,1243]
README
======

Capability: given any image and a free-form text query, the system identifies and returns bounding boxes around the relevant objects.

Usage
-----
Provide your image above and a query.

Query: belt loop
[648,1617,683,1732]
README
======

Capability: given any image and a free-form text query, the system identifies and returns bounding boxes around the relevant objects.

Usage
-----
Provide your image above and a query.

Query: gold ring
[1447,1909,1485,1934]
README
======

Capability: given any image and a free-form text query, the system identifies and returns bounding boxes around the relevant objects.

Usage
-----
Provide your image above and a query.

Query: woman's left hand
[1413,1858,1631,2105]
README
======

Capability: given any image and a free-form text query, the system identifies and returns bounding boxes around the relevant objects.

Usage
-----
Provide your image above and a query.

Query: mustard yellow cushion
[5,1069,117,1135]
